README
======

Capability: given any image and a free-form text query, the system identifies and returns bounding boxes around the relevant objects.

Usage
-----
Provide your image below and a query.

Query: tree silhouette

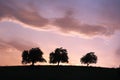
[22,50,29,64]
[80,52,97,66]
[49,47,69,65]
[22,47,46,66]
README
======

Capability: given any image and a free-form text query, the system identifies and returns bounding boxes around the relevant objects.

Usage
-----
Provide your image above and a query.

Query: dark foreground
[0,65,120,80]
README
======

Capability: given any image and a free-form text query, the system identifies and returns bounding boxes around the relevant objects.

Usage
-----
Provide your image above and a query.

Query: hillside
[0,65,119,80]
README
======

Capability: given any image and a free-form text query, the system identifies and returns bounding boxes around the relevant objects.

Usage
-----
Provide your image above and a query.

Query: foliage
[22,50,29,64]
[80,52,97,66]
[49,47,69,65]
[22,47,46,66]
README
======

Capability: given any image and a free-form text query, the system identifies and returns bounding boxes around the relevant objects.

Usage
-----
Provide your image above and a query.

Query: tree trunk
[58,61,60,66]
[31,62,34,66]
[87,63,89,67]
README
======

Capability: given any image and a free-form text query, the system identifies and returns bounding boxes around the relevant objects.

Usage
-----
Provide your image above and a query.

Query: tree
[80,52,97,66]
[22,50,29,64]
[49,47,69,65]
[22,47,46,66]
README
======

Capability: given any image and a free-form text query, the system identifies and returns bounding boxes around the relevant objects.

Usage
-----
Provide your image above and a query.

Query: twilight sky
[0,0,120,67]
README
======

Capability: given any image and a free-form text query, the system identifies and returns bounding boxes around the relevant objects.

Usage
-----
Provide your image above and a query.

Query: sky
[0,0,120,67]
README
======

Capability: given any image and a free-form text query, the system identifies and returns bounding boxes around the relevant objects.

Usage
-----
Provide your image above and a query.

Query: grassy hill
[0,65,119,80]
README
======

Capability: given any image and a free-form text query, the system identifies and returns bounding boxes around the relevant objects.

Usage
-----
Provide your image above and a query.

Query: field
[0,65,120,80]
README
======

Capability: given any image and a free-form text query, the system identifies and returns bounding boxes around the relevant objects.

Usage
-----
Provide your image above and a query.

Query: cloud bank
[0,0,49,28]
[0,37,38,52]
[53,10,113,36]
[0,0,119,37]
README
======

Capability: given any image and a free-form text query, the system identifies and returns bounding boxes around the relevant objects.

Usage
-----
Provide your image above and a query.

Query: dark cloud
[0,0,49,27]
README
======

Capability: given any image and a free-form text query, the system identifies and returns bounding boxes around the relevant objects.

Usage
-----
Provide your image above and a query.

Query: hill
[0,65,119,80]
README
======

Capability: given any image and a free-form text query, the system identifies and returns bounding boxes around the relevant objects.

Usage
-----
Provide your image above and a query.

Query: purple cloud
[0,0,49,27]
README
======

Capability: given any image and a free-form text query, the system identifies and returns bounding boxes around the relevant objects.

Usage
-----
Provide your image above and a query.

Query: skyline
[0,0,120,67]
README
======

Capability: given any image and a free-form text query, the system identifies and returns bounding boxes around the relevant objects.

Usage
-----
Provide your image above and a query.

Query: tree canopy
[80,52,97,66]
[49,47,69,65]
[22,47,46,66]
[22,50,29,64]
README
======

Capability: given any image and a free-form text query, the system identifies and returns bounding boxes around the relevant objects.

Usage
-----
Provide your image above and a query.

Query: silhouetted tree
[80,52,97,66]
[49,47,69,65]
[22,47,46,66]
[22,50,29,64]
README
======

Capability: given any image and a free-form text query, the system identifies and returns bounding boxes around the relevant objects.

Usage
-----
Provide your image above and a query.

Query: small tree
[80,52,97,66]
[22,47,46,66]
[49,47,69,65]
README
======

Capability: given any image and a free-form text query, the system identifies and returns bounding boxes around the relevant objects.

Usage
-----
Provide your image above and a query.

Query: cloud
[100,0,120,21]
[0,0,49,28]
[0,38,38,52]
[0,39,27,66]
[0,0,120,37]
[0,21,38,51]
[99,0,120,62]
[0,40,10,51]
[98,0,120,30]
[52,10,113,36]
[115,46,120,62]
